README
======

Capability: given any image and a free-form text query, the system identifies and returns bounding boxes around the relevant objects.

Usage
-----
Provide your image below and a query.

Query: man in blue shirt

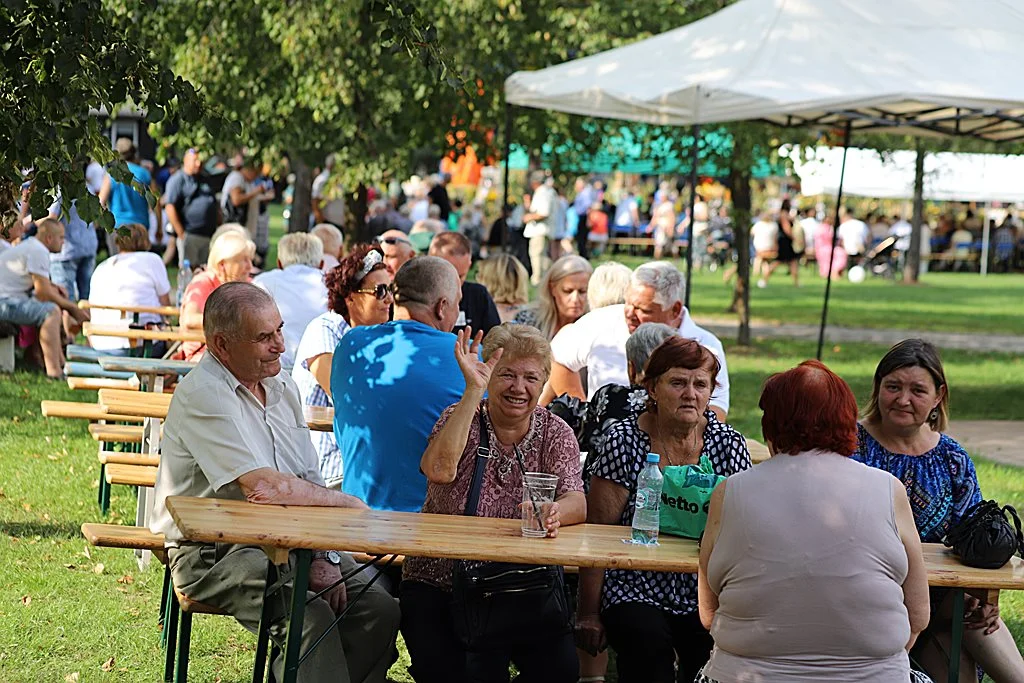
[164,148,220,267]
[99,138,155,230]
[331,256,465,512]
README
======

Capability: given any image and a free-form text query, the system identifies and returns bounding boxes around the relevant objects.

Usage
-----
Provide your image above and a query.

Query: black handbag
[449,410,573,652]
[943,500,1024,569]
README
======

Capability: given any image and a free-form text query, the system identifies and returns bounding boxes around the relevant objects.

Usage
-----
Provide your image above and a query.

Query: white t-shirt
[253,265,328,371]
[87,251,172,350]
[312,171,346,225]
[751,220,779,253]
[525,184,557,239]
[839,219,870,255]
[0,237,51,300]
[799,217,819,252]
[220,170,247,213]
[549,303,730,413]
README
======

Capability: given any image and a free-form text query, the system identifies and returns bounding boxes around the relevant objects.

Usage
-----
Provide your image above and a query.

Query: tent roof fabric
[505,0,1024,142]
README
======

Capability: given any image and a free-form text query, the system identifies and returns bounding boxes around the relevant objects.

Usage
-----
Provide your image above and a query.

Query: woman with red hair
[576,337,750,683]
[697,360,931,683]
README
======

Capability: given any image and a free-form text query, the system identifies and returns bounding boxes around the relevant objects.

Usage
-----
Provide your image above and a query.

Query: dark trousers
[602,603,713,683]
[400,580,579,683]
[575,210,589,258]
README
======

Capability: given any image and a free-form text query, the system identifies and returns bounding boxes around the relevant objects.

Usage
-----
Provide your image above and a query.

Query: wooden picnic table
[166,496,1024,683]
[98,356,196,391]
[98,388,172,419]
[80,301,181,317]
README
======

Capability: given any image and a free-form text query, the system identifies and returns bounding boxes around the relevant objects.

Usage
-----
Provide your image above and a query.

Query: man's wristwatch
[312,550,343,565]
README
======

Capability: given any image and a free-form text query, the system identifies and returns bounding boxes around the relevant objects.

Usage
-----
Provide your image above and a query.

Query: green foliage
[0,0,222,233]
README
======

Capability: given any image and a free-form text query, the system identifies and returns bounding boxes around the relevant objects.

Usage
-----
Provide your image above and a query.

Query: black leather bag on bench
[943,500,1024,569]
[449,411,572,652]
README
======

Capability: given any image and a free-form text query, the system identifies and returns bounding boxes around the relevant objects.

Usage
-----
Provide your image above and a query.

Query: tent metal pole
[816,120,853,360]
[502,102,513,249]
[981,203,990,276]
[684,123,700,309]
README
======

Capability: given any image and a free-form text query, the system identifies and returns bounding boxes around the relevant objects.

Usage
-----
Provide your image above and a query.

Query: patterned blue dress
[852,423,982,543]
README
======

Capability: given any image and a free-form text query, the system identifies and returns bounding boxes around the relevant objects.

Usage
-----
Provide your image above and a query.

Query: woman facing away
[854,339,1024,683]
[475,253,530,323]
[698,359,930,682]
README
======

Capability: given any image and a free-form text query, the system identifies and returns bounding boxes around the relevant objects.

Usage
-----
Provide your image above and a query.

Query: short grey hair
[277,232,324,268]
[632,261,684,308]
[392,255,459,309]
[204,282,275,342]
[311,223,343,256]
[626,323,677,381]
[588,262,632,309]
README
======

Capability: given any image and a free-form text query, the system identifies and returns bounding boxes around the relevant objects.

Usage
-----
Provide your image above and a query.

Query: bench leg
[163,596,180,682]
[99,470,111,516]
[252,563,278,683]
[159,565,170,630]
[947,589,965,683]
[175,610,192,683]
[97,463,107,510]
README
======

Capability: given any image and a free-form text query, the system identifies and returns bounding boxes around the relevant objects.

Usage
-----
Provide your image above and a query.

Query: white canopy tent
[793,147,1024,202]
[504,0,1024,358]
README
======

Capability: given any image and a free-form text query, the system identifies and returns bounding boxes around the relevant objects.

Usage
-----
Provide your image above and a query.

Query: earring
[928,408,939,423]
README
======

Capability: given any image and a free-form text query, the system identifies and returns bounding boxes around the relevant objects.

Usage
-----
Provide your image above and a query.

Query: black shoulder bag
[943,500,1024,569]
[449,410,572,652]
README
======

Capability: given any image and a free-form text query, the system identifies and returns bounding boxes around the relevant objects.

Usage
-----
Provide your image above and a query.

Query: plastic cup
[521,472,558,538]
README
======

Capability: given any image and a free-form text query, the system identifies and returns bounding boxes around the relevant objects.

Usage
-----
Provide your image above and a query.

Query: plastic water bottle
[176,259,192,305]
[631,453,663,545]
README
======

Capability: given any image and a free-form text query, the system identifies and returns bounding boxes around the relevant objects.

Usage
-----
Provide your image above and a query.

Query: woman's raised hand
[454,327,503,394]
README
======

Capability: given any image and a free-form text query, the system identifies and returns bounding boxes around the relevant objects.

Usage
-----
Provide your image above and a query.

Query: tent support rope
[684,123,700,309]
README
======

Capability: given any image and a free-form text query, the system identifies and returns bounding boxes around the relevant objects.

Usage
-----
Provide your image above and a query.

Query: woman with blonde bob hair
[179,230,256,360]
[476,253,530,322]
[514,254,593,339]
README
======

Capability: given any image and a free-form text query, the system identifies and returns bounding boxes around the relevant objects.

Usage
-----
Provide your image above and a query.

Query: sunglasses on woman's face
[355,283,393,301]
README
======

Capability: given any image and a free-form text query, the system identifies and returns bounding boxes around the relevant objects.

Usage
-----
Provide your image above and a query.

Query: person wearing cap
[99,138,158,233]
[165,148,221,267]
[330,256,465,513]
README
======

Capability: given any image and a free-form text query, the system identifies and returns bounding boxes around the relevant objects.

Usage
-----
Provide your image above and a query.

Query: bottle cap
[183,259,191,268]
[646,453,660,463]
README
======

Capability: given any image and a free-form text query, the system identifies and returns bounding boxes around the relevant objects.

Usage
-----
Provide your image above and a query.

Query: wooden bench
[40,400,142,423]
[68,376,139,391]
[97,388,172,420]
[89,423,145,444]
[105,463,158,488]
[99,450,159,467]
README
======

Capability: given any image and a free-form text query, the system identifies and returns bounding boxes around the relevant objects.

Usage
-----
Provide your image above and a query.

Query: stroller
[863,235,899,279]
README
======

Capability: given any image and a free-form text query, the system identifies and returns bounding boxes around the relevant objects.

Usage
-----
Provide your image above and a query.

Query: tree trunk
[904,140,925,283]
[290,153,313,233]
[728,166,752,346]
[349,183,370,245]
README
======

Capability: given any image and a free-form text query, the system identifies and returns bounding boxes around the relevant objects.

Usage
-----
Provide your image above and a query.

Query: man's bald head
[34,216,65,254]
[392,256,461,332]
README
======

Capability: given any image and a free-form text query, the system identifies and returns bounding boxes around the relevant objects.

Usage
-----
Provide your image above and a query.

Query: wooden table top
[98,356,197,376]
[83,322,204,343]
[98,388,173,419]
[745,438,770,464]
[80,301,180,317]
[165,497,1024,589]
[304,405,334,432]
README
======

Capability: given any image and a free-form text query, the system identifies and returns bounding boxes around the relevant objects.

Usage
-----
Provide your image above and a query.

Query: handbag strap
[463,409,490,517]
[1001,504,1024,554]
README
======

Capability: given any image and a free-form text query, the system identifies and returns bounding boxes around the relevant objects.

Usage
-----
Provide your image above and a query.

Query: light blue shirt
[331,320,465,512]
[108,162,152,227]
[48,196,98,261]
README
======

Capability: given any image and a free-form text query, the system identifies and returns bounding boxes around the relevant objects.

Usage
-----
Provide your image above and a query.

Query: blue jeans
[50,256,95,302]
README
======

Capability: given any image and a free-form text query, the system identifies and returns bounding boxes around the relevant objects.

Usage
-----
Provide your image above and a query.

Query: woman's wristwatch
[312,550,343,565]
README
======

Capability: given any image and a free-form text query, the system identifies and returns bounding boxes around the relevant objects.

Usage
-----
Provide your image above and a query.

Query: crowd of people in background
[4,140,1024,682]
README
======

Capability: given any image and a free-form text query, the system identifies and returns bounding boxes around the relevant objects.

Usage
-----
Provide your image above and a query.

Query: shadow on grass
[1,520,82,539]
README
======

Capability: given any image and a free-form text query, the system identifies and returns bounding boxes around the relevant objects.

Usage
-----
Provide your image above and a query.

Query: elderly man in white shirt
[150,283,399,683]
[253,232,328,371]
[546,261,730,421]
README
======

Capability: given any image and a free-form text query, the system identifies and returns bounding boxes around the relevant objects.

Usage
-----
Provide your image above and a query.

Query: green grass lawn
[594,252,1024,336]
[1,337,1022,681]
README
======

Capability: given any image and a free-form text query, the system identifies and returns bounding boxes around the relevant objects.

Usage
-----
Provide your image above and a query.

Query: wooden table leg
[948,589,965,683]
[281,549,311,683]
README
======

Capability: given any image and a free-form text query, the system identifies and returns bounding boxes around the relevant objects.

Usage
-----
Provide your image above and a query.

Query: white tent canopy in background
[506,0,1024,142]
[791,147,1024,202]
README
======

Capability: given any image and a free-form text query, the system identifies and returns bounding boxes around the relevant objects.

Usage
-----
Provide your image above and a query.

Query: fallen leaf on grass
[82,546,92,559]
[22,502,31,511]
[47,455,59,461]
[64,564,76,570]
[21,595,31,606]
[65,673,79,682]
[832,345,842,353]
[0,487,5,498]
[93,563,105,574]
[117,574,134,585]
[42,513,50,521]
[101,656,115,672]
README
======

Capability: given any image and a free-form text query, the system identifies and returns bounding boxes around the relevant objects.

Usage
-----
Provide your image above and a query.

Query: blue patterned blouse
[853,423,982,543]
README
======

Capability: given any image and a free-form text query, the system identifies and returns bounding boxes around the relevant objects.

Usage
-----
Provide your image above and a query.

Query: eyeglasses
[355,283,393,301]
[376,236,411,246]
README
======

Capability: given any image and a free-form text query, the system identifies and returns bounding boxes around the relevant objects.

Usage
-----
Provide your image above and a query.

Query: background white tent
[793,147,1024,202]
[506,0,1024,141]
[505,0,1024,358]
